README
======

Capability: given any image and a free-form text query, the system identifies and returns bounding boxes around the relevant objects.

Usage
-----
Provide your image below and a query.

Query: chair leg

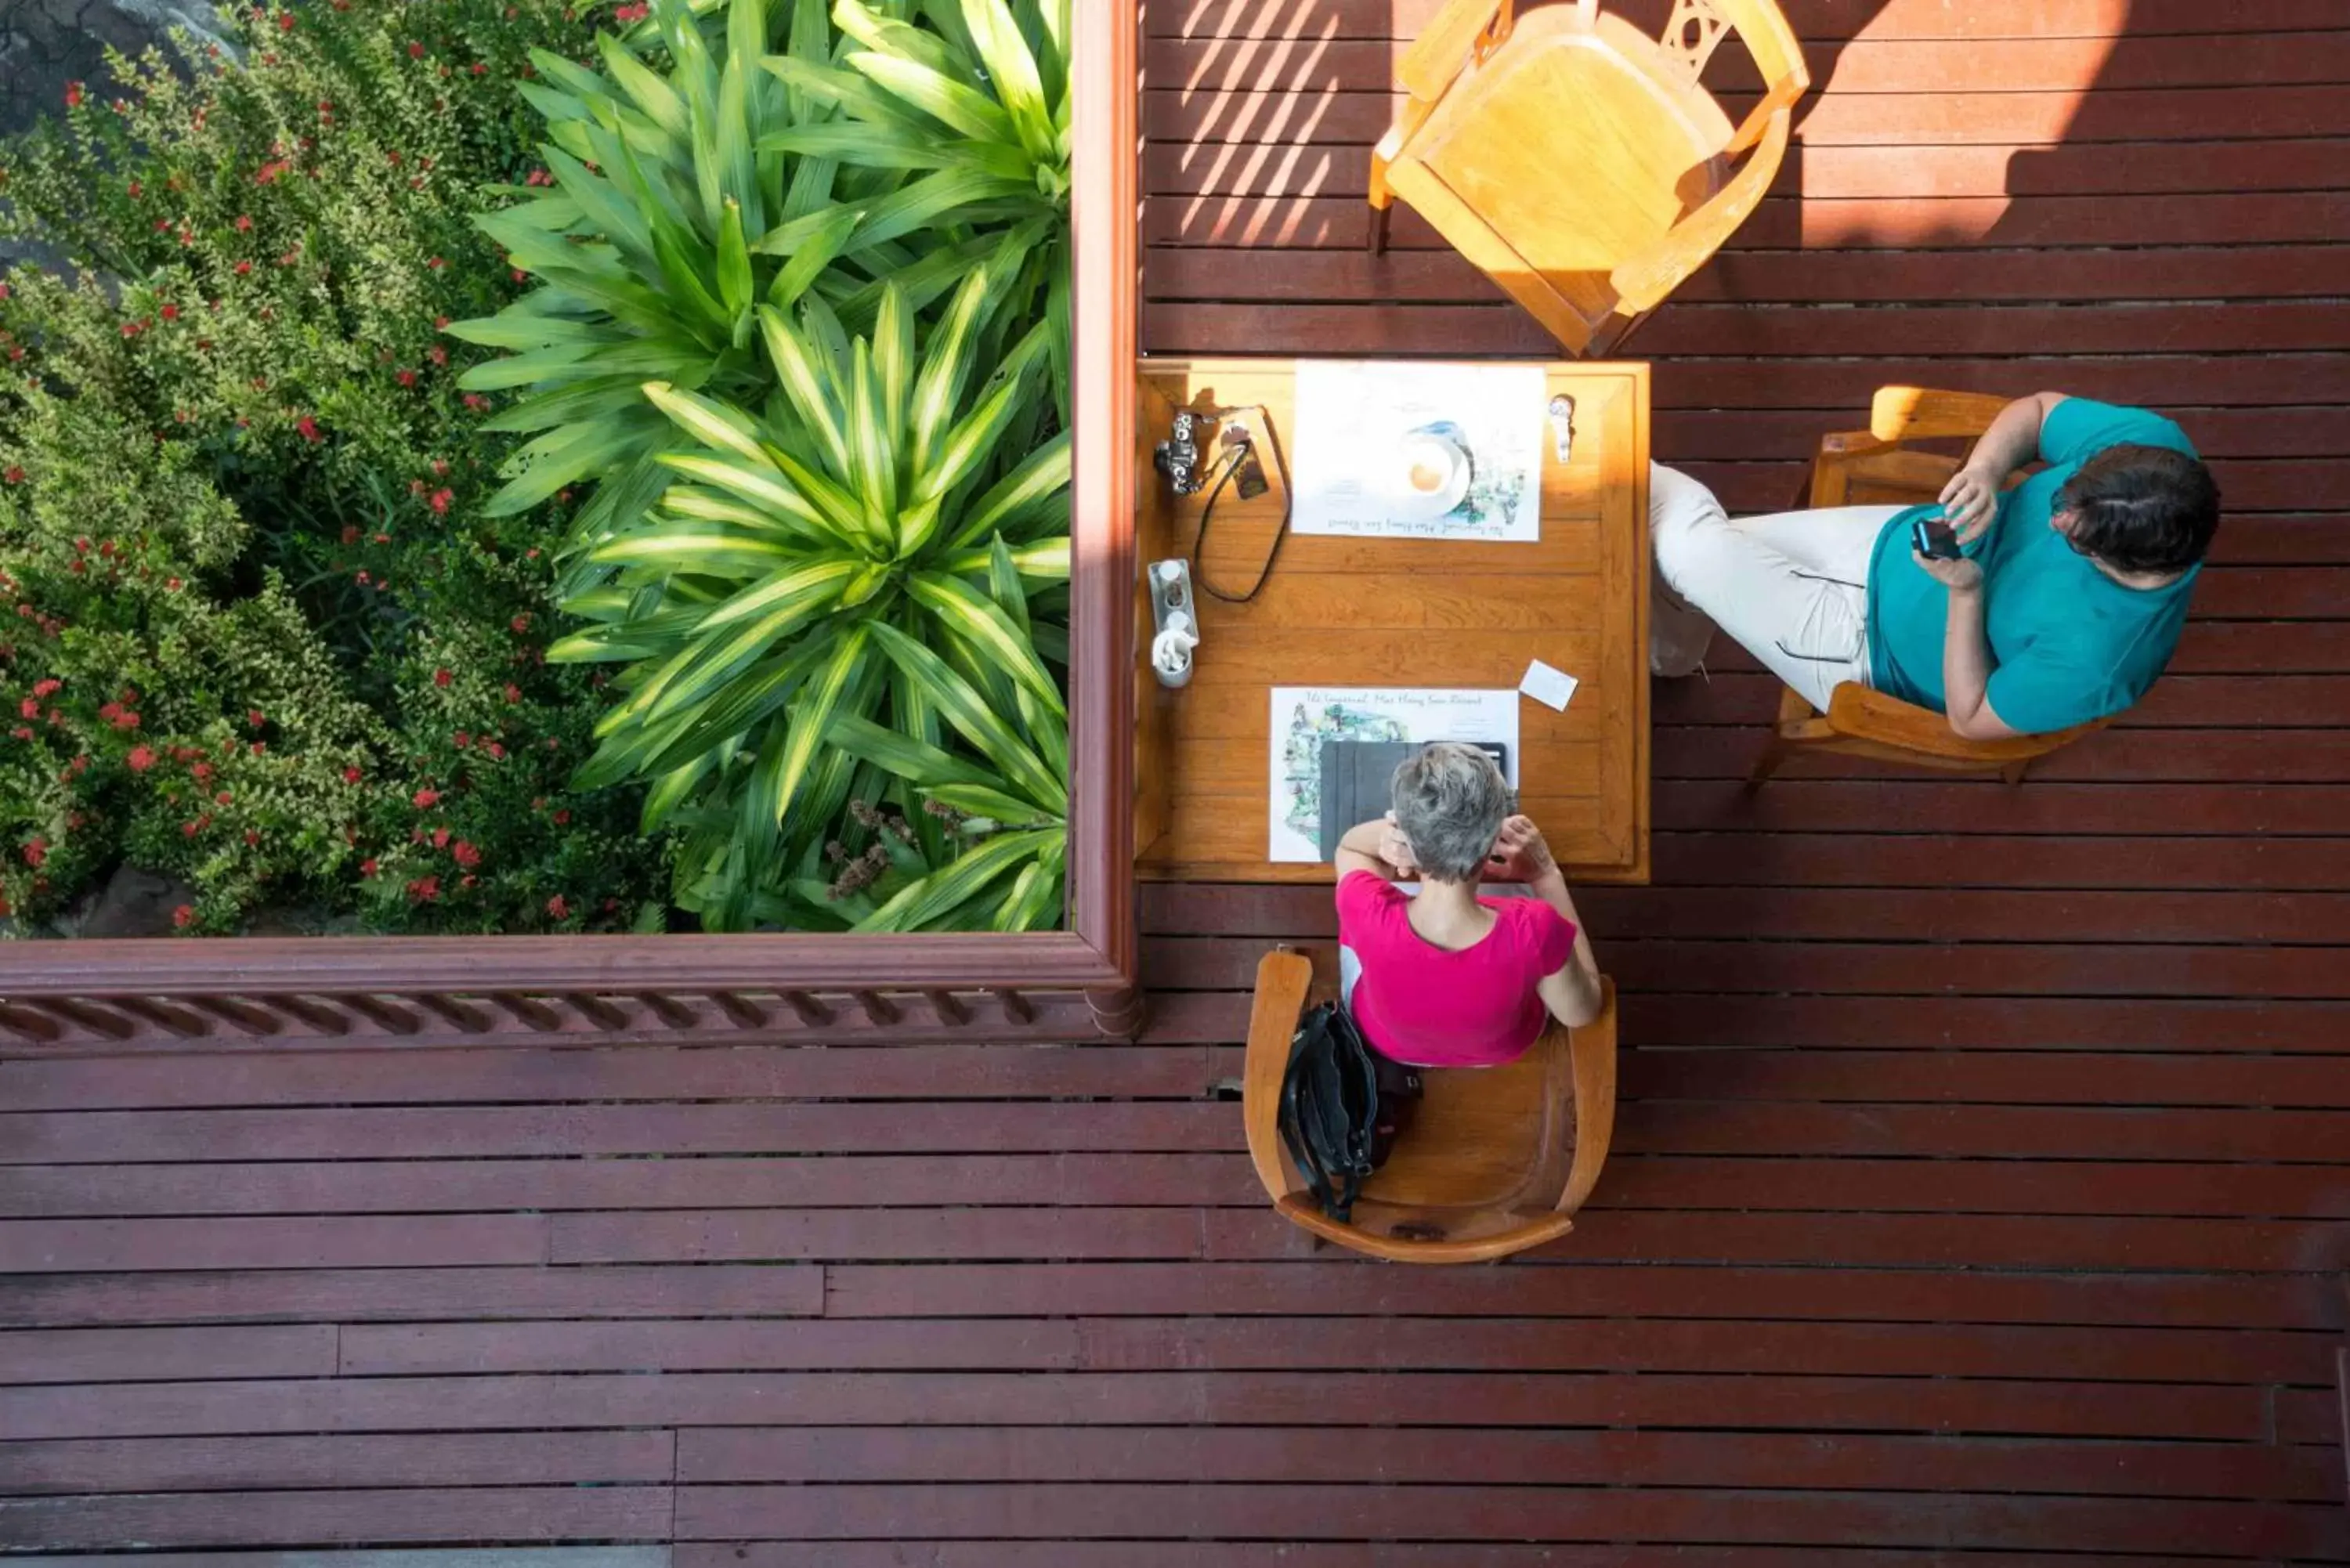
[2000,757,2032,786]
[1367,197,1392,256]
[1746,736,1791,790]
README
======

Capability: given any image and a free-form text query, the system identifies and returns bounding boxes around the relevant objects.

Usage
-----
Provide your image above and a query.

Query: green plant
[550,262,1068,928]
[0,0,667,934]
[764,0,1071,411]
[454,0,1071,543]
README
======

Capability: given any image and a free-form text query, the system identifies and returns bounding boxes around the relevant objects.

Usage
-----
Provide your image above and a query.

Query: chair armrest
[1824,682,2074,763]
[1397,0,1527,103]
[1241,948,1314,1205]
[1871,386,2013,443]
[1609,106,1788,315]
[1556,977,1616,1216]
[1274,1193,1577,1265]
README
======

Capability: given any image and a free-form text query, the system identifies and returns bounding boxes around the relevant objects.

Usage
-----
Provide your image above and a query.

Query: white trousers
[1649,463,1905,712]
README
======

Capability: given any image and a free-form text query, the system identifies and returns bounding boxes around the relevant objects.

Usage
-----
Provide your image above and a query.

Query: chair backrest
[1655,0,1809,96]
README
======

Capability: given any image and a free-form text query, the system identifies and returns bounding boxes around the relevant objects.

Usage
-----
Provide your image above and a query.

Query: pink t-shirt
[1335,870,1577,1068]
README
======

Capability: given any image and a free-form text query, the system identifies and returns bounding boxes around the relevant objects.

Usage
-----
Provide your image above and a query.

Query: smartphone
[1912,515,1962,561]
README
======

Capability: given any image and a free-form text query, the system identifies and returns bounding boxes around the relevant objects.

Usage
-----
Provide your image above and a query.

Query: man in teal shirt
[1650,394,2221,738]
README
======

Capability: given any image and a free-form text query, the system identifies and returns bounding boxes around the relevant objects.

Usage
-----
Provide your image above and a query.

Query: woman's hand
[1937,464,2001,544]
[1912,548,1985,594]
[1378,812,1419,877]
[1487,815,1557,881]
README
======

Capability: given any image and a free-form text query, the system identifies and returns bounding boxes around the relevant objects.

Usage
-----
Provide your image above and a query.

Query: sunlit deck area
[5,0,2349,1559]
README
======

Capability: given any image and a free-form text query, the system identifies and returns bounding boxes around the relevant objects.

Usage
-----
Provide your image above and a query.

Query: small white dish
[1386,429,1472,522]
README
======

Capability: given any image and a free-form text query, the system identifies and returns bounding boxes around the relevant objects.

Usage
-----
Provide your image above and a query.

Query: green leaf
[697,558,862,634]
[765,621,870,837]
[923,781,1056,825]
[855,828,1058,933]
[828,714,1004,792]
[757,305,852,477]
[961,0,1055,162]
[846,47,1018,145]
[642,380,773,468]
[716,199,754,318]
[907,266,989,478]
[872,280,913,457]
[847,340,896,536]
[907,572,1062,717]
[865,621,1064,809]
[763,204,862,309]
[598,31,690,139]
[656,451,846,544]
[949,427,1068,547]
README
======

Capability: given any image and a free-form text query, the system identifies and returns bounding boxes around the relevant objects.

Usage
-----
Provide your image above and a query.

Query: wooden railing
[0,2,1141,1050]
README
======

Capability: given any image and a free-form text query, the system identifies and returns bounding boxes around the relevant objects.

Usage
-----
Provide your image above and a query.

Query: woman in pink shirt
[1331,742,1606,1068]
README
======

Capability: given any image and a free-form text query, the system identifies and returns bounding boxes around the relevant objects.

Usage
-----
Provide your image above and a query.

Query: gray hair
[1390,742,1510,884]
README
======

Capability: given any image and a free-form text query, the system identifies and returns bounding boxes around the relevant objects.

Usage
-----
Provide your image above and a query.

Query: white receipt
[1519,659,1579,711]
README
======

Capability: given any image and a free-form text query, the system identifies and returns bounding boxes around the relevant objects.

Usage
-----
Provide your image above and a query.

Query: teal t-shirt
[1864,399,2202,733]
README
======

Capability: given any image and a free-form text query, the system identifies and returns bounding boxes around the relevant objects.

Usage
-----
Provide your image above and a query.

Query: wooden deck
[6,0,2350,1558]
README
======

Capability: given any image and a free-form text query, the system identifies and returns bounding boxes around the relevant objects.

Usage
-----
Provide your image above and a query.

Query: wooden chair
[1749,385,2115,786]
[1369,0,1808,356]
[1240,948,1616,1264]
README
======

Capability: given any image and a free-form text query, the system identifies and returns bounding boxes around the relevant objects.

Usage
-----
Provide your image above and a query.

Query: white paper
[1269,686,1521,863]
[1290,359,1547,541]
[1519,659,1579,712]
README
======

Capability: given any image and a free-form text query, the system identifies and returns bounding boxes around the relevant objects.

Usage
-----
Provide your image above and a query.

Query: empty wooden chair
[1370,0,1809,356]
[1241,948,1616,1264]
[1750,385,2115,786]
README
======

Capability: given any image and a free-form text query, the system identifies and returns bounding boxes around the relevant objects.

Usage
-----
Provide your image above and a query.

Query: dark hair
[2053,444,2220,576]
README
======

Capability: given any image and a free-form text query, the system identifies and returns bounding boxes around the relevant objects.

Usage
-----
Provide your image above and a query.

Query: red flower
[426,256,446,270]
[452,840,481,868]
[355,570,370,585]
[360,858,379,876]
[63,81,83,108]
[344,766,362,784]
[396,369,417,388]
[408,40,423,56]
[428,487,453,515]
[22,836,45,867]
[31,679,59,698]
[245,829,261,846]
[547,894,569,919]
[430,459,449,476]
[160,304,179,321]
[172,904,194,928]
[342,524,360,545]
[192,762,214,782]
[486,742,504,760]
[433,668,452,687]
[463,393,490,411]
[234,214,253,232]
[127,744,157,772]
[3,468,21,485]
[295,416,323,443]
[435,315,450,329]
[503,683,521,704]
[454,732,469,749]
[432,826,451,849]
[510,613,532,634]
[278,10,294,27]
[427,345,447,367]
[17,698,36,718]
[554,807,571,825]
[215,790,233,805]
[413,788,440,808]
[248,709,265,728]
[234,261,253,276]
[407,874,440,902]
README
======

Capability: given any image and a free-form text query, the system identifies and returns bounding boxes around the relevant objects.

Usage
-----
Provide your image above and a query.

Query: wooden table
[1133,358,1650,885]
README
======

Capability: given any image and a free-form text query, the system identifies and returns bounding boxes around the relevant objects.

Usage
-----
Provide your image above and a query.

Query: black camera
[1153,410,1206,497]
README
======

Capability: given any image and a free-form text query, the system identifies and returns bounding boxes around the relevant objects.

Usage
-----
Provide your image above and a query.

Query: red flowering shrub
[0,0,660,935]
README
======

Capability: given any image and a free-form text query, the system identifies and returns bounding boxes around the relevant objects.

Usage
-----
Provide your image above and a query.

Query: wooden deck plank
[7,2,2349,1559]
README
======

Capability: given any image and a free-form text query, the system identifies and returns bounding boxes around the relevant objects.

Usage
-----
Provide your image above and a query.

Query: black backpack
[1277,1002,1424,1223]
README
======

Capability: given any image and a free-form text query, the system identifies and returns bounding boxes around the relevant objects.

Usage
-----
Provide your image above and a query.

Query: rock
[0,0,230,139]
[73,864,198,938]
